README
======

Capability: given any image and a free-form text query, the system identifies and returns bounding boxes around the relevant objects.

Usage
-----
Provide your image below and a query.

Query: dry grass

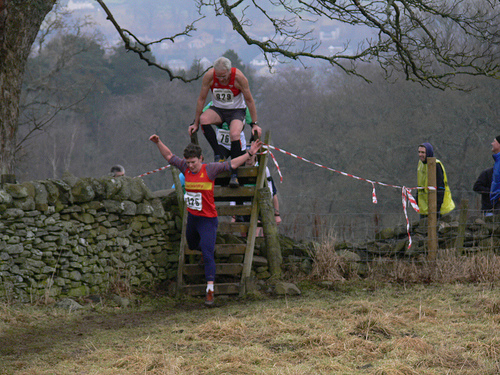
[307,234,500,284]
[2,236,500,374]
[1,281,500,375]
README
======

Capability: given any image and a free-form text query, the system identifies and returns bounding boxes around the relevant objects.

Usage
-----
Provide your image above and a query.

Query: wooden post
[240,130,270,296]
[190,132,199,145]
[427,157,438,261]
[454,199,468,255]
[175,206,188,298]
[171,168,185,218]
[257,187,282,279]
[1,174,15,187]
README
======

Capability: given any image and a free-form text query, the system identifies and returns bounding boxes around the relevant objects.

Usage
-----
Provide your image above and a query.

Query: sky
[56,0,374,72]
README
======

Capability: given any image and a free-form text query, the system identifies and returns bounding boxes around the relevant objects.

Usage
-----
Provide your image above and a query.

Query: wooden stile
[176,131,272,297]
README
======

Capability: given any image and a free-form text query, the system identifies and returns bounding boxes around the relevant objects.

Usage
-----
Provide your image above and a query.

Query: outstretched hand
[249,139,263,156]
[149,134,160,143]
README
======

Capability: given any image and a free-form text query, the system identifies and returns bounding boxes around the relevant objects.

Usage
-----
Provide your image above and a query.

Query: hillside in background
[17,3,500,239]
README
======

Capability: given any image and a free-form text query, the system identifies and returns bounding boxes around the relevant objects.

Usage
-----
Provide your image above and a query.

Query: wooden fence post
[257,187,282,279]
[454,199,469,254]
[427,157,438,261]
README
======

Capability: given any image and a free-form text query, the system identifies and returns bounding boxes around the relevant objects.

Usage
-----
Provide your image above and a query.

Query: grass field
[1,280,499,375]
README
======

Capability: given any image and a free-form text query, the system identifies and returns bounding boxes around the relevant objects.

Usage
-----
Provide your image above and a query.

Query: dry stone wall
[0,175,182,302]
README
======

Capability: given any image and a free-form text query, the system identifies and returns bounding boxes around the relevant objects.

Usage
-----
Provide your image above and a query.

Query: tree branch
[95,0,209,82]
[217,0,499,89]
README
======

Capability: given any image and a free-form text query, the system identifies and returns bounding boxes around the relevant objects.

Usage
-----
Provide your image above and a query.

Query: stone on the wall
[67,286,89,298]
[13,197,35,211]
[62,172,80,188]
[50,179,73,204]
[4,208,25,219]
[103,200,124,213]
[72,178,96,203]
[40,181,60,205]
[137,202,154,215]
[103,177,123,199]
[89,178,106,200]
[375,227,395,240]
[71,212,95,224]
[4,183,29,198]
[5,244,24,255]
[122,201,137,216]
[0,190,13,204]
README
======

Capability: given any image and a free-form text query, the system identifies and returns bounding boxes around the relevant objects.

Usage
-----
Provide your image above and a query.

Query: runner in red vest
[189,56,263,188]
[149,134,263,305]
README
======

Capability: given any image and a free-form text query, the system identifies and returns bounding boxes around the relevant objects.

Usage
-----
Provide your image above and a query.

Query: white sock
[206,284,214,292]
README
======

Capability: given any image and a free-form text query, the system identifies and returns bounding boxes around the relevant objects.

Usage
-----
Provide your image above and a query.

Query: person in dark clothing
[473,167,494,216]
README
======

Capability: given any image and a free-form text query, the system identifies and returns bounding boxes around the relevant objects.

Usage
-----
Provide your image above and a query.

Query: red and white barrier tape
[136,165,170,178]
[137,144,429,249]
[262,143,426,248]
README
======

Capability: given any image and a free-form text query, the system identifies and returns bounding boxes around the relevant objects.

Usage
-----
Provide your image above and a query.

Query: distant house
[65,0,94,11]
[167,59,187,71]
[250,55,278,76]
[187,39,206,49]
[250,55,278,68]
[319,28,340,42]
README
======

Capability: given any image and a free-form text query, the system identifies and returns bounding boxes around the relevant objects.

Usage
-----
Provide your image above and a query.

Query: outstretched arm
[235,69,262,138]
[230,140,263,169]
[149,134,173,162]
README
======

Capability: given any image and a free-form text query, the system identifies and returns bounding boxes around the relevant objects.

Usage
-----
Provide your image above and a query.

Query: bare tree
[221,0,500,89]
[97,0,499,90]
[18,3,97,152]
[0,0,56,177]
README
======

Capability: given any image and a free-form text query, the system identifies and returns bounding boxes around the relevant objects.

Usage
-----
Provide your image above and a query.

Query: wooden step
[185,244,246,255]
[214,186,255,198]
[216,205,252,216]
[215,166,259,179]
[218,222,249,233]
[181,282,240,296]
[183,263,244,276]
[214,167,259,187]
[214,187,255,202]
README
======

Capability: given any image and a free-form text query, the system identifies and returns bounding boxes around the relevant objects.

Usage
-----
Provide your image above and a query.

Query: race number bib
[217,128,231,148]
[184,192,202,211]
[213,88,234,103]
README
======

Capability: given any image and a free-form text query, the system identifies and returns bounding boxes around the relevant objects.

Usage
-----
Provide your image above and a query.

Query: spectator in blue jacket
[489,136,500,213]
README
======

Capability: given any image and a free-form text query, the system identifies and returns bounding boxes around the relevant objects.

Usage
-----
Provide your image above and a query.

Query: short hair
[213,57,231,72]
[110,165,125,176]
[183,143,203,159]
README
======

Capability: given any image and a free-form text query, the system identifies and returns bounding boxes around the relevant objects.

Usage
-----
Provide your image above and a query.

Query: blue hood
[420,142,434,163]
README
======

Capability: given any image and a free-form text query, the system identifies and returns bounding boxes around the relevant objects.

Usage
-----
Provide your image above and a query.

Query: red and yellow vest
[184,164,217,217]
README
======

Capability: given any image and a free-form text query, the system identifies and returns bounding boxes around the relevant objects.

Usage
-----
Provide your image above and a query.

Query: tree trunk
[0,0,56,175]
